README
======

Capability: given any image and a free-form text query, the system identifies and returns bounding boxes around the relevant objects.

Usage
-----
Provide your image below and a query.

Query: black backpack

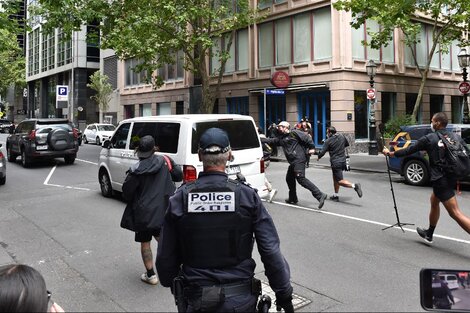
[436,131,470,179]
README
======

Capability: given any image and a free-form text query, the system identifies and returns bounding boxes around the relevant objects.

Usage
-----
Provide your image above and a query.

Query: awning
[248,83,329,94]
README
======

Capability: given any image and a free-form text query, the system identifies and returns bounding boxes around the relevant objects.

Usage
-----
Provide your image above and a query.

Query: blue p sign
[58,87,68,96]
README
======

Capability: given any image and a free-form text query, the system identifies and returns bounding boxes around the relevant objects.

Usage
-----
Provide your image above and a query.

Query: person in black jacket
[317,127,362,202]
[156,128,293,312]
[267,121,327,208]
[120,135,182,285]
[383,112,470,244]
[432,275,455,309]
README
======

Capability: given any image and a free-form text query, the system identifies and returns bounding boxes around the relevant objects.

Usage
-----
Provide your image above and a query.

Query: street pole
[366,60,378,155]
[462,67,470,124]
[263,88,267,135]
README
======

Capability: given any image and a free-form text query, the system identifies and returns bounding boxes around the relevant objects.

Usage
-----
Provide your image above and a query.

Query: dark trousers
[286,162,323,202]
[183,294,258,312]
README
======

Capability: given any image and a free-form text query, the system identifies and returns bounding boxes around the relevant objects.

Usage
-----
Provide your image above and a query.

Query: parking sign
[56,85,69,108]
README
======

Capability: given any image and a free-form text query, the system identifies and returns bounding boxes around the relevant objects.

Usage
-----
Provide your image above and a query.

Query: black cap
[136,135,155,159]
[199,128,231,154]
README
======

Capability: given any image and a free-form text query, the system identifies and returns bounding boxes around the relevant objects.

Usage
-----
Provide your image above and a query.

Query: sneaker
[141,273,159,285]
[268,189,278,203]
[285,198,298,205]
[318,193,327,209]
[330,195,339,202]
[416,227,433,244]
[354,183,363,198]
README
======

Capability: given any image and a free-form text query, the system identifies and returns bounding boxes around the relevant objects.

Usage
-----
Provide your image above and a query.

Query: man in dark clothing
[267,121,327,208]
[432,275,455,309]
[383,112,470,244]
[156,128,294,312]
[317,127,362,202]
[121,135,182,285]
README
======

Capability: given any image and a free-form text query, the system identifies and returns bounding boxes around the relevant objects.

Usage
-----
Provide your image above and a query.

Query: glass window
[111,123,130,149]
[157,102,171,115]
[366,20,380,61]
[276,18,291,65]
[415,25,427,67]
[226,97,249,115]
[225,33,236,73]
[352,19,393,63]
[294,13,310,63]
[314,8,332,60]
[451,96,463,123]
[352,23,365,60]
[428,29,440,69]
[381,92,396,124]
[452,40,460,72]
[259,22,273,68]
[354,91,368,139]
[406,93,421,122]
[130,122,180,153]
[211,37,221,74]
[441,49,451,70]
[140,103,152,117]
[238,29,248,71]
[429,95,443,118]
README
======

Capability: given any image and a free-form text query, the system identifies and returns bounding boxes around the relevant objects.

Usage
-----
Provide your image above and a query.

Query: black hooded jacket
[121,154,182,232]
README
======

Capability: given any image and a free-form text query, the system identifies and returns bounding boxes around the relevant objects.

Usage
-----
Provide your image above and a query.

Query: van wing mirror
[102,140,112,149]
[420,268,470,311]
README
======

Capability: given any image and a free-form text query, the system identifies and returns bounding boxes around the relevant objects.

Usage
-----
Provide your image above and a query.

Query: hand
[276,295,294,313]
[382,147,393,157]
[49,302,65,313]
[308,149,315,155]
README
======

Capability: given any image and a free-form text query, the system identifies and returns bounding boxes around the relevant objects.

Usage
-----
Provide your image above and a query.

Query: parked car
[438,273,460,290]
[83,123,116,146]
[388,124,470,186]
[72,123,83,146]
[0,119,14,133]
[6,118,80,168]
[98,114,267,198]
[0,143,6,185]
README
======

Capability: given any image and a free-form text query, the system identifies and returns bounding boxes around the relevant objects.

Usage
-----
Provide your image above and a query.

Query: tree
[0,1,26,98]
[334,0,470,121]
[87,71,112,122]
[32,0,263,114]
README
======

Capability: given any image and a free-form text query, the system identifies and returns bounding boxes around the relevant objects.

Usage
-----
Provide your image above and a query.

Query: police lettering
[188,191,236,213]
[190,193,232,202]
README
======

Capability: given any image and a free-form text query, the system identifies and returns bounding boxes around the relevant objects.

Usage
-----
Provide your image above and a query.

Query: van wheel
[84,136,88,144]
[21,149,32,168]
[404,160,429,186]
[64,154,76,164]
[0,176,5,185]
[7,146,17,162]
[99,170,113,197]
[96,137,101,146]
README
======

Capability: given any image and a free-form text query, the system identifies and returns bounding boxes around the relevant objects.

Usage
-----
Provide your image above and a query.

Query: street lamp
[458,48,470,124]
[366,59,378,155]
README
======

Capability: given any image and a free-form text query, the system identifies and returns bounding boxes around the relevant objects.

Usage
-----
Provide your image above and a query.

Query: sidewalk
[272,152,389,173]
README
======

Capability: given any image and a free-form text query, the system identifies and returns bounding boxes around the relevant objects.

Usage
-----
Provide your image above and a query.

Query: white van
[98,114,268,198]
[438,274,460,290]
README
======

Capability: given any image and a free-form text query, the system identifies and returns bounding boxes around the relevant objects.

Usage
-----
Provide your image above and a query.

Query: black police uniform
[267,129,324,203]
[432,278,454,309]
[317,133,349,181]
[156,171,293,312]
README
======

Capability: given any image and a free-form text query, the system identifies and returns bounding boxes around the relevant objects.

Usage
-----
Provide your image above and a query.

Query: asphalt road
[1,134,470,312]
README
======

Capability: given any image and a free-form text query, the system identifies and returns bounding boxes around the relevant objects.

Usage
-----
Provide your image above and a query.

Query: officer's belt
[184,279,260,298]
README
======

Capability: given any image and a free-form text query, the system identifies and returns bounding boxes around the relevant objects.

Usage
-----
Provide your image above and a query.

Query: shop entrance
[297,91,330,146]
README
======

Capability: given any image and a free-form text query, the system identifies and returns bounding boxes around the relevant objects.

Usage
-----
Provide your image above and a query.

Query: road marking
[270,200,470,245]
[76,158,98,165]
[43,165,91,191]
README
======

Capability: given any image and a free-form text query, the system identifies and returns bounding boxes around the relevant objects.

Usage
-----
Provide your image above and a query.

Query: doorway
[297,91,330,146]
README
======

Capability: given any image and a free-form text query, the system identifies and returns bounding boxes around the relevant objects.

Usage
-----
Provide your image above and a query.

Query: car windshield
[97,125,115,131]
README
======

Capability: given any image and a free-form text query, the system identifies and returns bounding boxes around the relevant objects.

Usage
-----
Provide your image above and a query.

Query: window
[124,105,135,119]
[86,22,100,62]
[313,7,332,61]
[27,32,33,76]
[139,103,152,116]
[130,122,180,153]
[226,97,249,115]
[111,123,131,149]
[176,101,185,114]
[57,29,72,67]
[157,51,184,81]
[352,19,394,63]
[294,13,310,63]
[381,92,396,124]
[212,29,249,74]
[125,58,148,86]
[451,96,463,123]
[157,102,171,115]
[258,22,273,68]
[32,28,40,75]
[429,95,443,118]
[103,56,118,90]
[276,18,291,65]
[258,0,287,9]
[406,93,421,122]
[354,91,368,139]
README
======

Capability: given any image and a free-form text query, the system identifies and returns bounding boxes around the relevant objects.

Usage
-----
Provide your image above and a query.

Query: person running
[383,112,470,244]
[317,126,362,201]
[266,121,327,208]
[258,127,278,202]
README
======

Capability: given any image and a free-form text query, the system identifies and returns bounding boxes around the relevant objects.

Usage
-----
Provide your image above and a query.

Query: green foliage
[34,0,264,113]
[384,114,415,139]
[87,71,112,113]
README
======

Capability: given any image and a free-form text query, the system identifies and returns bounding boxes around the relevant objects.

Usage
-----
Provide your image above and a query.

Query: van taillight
[0,151,4,158]
[389,141,398,146]
[73,128,79,139]
[29,130,36,140]
[260,159,265,173]
[183,165,197,183]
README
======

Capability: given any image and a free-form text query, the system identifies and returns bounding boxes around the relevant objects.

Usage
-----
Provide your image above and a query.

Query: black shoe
[354,183,363,198]
[417,227,433,244]
[330,195,339,202]
[318,193,327,209]
[285,199,298,205]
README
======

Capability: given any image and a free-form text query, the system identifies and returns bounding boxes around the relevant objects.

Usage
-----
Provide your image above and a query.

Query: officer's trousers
[286,162,323,202]
[183,294,258,312]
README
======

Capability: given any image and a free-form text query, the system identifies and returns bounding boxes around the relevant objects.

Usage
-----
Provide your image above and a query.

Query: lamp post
[366,59,378,155]
[458,48,470,124]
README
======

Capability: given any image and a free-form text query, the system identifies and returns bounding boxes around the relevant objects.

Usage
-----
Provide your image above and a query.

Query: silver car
[0,143,6,185]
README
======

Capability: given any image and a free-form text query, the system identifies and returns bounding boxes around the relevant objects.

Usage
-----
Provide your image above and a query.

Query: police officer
[156,128,294,312]
[432,274,455,309]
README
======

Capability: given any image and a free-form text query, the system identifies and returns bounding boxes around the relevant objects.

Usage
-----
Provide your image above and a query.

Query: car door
[105,122,132,190]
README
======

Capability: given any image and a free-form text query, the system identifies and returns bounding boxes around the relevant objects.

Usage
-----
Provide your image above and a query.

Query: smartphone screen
[420,269,470,312]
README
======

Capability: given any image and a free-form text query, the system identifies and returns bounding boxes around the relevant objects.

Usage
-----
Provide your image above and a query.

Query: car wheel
[64,154,76,165]
[84,136,88,144]
[7,146,17,162]
[404,160,429,186]
[21,149,32,168]
[0,176,5,185]
[99,170,114,197]
[96,137,101,146]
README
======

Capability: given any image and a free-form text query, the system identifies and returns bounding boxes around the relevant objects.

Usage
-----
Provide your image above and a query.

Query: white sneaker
[268,189,278,202]
[141,273,159,285]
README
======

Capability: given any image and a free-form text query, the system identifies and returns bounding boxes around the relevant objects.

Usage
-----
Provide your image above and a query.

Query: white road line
[76,158,98,165]
[43,164,91,191]
[270,200,470,245]
[43,165,57,185]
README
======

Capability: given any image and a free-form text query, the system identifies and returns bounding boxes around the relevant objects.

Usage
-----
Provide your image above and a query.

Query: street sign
[366,88,376,100]
[459,81,470,94]
[56,85,69,109]
[266,89,285,95]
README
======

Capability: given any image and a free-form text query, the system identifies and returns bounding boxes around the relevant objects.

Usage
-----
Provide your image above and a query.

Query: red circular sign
[367,88,376,100]
[459,82,470,94]
[270,71,290,88]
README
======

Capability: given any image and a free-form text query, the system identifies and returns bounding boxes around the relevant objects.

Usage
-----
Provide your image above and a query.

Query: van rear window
[191,120,260,153]
[130,122,180,153]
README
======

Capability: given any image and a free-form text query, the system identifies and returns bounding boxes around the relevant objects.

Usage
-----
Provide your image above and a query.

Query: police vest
[178,179,254,269]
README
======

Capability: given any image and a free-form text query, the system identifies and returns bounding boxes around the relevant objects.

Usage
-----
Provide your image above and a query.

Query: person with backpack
[317,126,363,202]
[266,121,327,208]
[383,112,470,244]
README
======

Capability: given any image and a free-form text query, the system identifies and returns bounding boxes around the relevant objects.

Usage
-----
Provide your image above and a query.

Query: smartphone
[420,268,470,312]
